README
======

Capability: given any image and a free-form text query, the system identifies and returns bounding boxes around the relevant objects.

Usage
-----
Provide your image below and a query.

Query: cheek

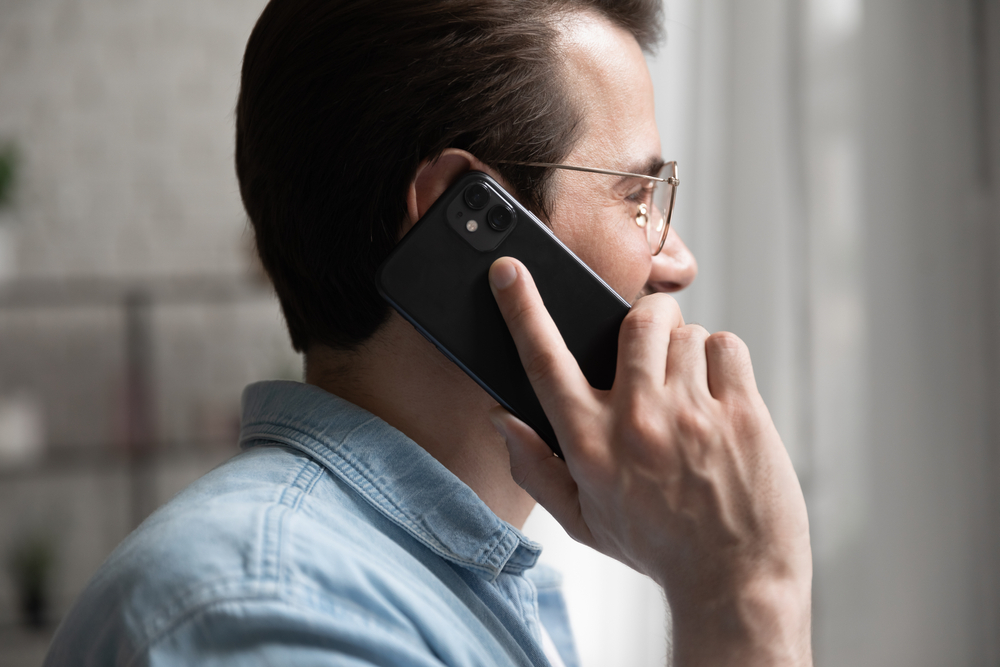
[556,210,652,302]
[594,238,652,302]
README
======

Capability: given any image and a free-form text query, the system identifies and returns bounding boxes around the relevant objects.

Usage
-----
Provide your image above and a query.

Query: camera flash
[466,220,479,232]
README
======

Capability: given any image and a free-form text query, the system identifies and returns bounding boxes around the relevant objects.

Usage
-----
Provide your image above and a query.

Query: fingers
[614,293,683,393]
[665,324,711,393]
[489,407,592,545]
[705,331,757,400]
[618,296,748,407]
[489,257,592,433]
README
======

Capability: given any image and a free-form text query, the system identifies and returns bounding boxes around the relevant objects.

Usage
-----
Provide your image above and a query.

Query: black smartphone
[377,171,630,458]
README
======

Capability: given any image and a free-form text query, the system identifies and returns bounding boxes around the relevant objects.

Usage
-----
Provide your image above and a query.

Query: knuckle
[621,402,662,441]
[614,397,670,456]
[670,323,709,343]
[620,306,664,336]
[522,348,561,383]
[632,292,680,320]
[502,293,536,331]
[674,403,716,443]
[707,330,747,354]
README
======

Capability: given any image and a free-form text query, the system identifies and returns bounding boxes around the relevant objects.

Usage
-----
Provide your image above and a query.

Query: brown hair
[236,0,663,352]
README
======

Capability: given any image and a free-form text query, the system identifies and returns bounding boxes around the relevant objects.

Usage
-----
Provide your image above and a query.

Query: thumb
[489,407,591,544]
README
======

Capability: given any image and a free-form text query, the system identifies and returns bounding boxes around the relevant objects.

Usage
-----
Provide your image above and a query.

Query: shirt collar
[239,380,541,580]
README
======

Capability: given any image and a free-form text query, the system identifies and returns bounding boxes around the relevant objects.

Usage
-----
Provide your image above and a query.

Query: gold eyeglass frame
[494,160,679,256]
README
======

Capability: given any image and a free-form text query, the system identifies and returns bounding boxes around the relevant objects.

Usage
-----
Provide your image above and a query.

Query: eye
[625,182,655,205]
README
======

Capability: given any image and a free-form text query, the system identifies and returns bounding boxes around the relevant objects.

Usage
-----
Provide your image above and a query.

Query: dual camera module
[464,184,514,231]
[446,178,517,252]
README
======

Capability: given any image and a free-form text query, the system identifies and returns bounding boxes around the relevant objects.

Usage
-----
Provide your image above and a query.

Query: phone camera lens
[464,184,490,210]
[487,204,515,231]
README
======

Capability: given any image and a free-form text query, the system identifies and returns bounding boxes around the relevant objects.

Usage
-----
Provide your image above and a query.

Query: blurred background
[0,0,997,666]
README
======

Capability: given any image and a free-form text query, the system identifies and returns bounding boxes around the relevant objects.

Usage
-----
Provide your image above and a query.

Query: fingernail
[489,259,517,290]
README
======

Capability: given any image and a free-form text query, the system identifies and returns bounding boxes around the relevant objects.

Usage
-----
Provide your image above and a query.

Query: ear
[401,148,505,239]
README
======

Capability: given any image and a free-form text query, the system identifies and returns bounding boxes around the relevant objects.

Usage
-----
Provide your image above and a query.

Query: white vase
[0,393,45,469]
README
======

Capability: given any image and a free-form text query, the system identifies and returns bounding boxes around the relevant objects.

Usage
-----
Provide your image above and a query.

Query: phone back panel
[377,172,630,457]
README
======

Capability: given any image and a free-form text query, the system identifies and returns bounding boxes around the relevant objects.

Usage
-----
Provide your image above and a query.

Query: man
[46,1,812,665]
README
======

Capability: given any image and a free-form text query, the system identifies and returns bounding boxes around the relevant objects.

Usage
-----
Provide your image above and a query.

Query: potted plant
[0,141,20,281]
[7,530,56,629]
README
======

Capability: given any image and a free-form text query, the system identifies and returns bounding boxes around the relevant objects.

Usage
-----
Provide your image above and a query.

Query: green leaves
[0,142,19,210]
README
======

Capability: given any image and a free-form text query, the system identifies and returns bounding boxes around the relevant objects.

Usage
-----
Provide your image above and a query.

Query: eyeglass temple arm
[495,160,679,185]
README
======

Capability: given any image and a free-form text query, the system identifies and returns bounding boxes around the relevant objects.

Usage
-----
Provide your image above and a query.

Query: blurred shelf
[0,273,277,528]
[0,439,240,481]
[0,273,273,309]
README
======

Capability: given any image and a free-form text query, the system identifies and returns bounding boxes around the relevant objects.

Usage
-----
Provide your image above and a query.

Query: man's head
[236,0,687,354]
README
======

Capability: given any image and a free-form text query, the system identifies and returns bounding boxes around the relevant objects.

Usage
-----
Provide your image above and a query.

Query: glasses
[494,160,679,256]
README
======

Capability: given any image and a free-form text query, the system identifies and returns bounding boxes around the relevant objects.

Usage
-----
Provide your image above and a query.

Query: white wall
[0,0,263,279]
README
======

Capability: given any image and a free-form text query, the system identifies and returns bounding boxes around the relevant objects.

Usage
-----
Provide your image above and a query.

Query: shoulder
[44,445,453,666]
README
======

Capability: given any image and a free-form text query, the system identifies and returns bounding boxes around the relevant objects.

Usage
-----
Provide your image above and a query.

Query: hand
[487,257,813,667]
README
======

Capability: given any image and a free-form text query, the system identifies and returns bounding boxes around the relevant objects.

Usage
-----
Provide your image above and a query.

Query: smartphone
[377,171,630,458]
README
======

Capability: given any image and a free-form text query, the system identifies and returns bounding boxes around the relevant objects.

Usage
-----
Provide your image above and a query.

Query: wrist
[668,574,813,667]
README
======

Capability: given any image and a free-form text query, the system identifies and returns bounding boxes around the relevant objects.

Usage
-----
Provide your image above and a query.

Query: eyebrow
[604,156,665,191]
[624,155,666,178]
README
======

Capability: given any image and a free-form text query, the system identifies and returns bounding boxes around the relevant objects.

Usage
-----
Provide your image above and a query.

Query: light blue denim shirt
[45,381,579,667]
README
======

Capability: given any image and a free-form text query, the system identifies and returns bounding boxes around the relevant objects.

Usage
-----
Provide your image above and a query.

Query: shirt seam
[122,575,278,667]
[124,459,325,665]
[258,456,325,584]
[126,584,425,667]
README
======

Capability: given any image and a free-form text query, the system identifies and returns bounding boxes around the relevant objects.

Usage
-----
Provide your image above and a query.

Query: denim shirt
[45,381,580,667]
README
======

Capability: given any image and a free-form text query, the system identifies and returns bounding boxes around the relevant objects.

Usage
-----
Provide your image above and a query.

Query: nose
[646,228,697,293]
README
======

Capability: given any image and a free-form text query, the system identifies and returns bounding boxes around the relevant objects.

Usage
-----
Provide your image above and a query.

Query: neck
[305,313,535,529]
